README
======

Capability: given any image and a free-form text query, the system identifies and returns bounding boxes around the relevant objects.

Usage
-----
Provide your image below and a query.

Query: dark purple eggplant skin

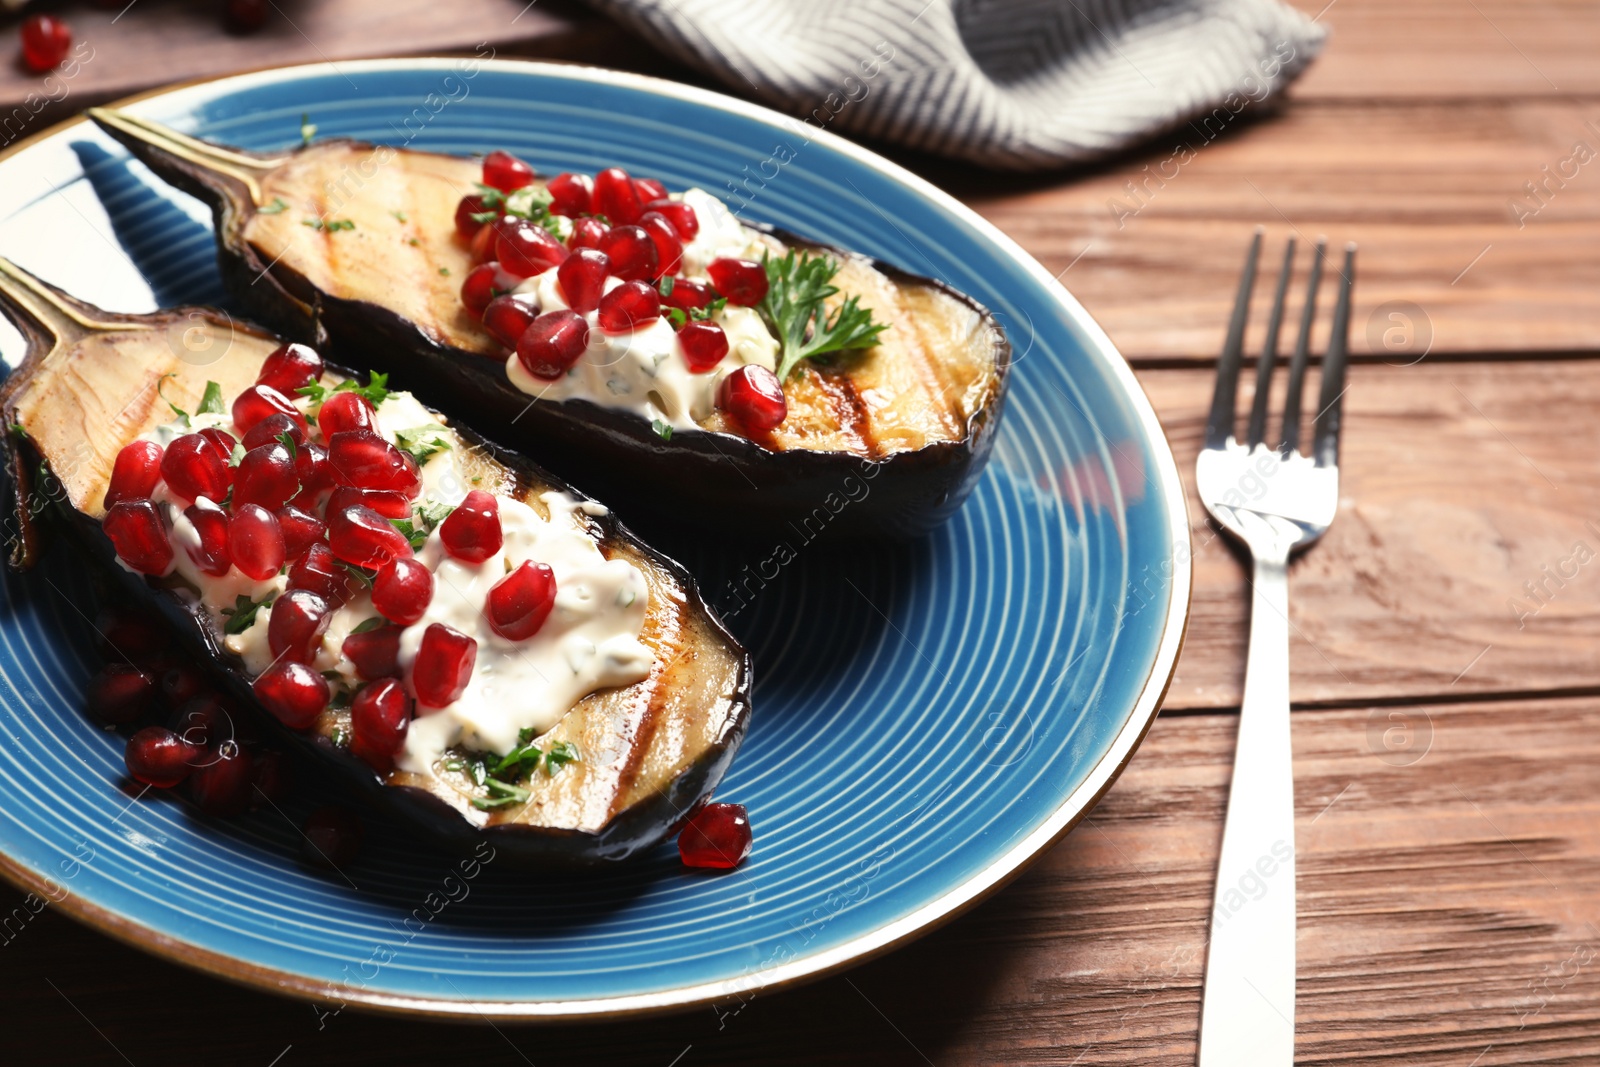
[0,271,751,870]
[89,117,1012,542]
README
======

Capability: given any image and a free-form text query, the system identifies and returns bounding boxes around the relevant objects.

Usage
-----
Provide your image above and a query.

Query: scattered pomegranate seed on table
[302,805,364,868]
[19,15,70,74]
[189,742,255,816]
[124,726,199,789]
[86,664,156,725]
[678,803,753,869]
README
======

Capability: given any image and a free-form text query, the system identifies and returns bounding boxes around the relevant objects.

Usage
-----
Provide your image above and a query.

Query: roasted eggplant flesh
[0,256,750,865]
[89,110,1011,539]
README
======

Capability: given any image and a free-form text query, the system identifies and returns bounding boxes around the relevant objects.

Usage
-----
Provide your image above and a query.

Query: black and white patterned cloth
[586,0,1325,170]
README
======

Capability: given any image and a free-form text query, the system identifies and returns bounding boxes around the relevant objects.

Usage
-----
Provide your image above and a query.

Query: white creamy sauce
[504,187,779,430]
[132,388,653,777]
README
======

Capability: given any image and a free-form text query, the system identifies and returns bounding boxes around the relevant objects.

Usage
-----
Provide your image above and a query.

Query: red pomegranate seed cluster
[100,344,570,776]
[452,158,787,429]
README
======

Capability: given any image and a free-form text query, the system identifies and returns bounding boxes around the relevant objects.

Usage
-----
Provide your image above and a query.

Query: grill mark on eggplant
[810,365,875,455]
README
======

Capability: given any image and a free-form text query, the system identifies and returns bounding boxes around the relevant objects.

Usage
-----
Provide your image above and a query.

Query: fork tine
[1278,239,1327,454]
[1204,229,1262,448]
[1312,244,1356,467]
[1245,238,1296,448]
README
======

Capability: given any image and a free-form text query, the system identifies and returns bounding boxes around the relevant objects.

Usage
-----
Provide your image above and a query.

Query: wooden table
[3,2,1598,1063]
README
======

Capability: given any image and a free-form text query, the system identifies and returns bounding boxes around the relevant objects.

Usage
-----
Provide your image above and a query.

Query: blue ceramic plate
[0,60,1188,1019]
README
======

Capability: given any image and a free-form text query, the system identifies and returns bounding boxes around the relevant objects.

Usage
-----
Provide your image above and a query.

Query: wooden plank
[3,701,1595,1064]
[1142,357,1600,710]
[1287,0,1600,100]
[954,100,1600,361]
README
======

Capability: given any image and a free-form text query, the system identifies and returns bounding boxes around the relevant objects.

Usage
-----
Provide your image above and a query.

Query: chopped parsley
[297,371,389,411]
[692,296,727,322]
[389,499,453,551]
[350,616,386,635]
[470,182,563,237]
[156,374,189,424]
[544,741,580,776]
[228,442,246,467]
[259,197,289,215]
[222,592,275,634]
[437,267,451,277]
[276,430,298,460]
[197,380,226,416]
[337,561,376,589]
[462,734,581,807]
[758,251,889,380]
[299,113,317,146]
[391,210,408,223]
[663,307,687,330]
[303,217,356,233]
[650,418,673,441]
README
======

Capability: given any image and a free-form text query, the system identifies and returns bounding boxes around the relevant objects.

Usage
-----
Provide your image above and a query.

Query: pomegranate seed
[228,503,285,580]
[598,224,658,282]
[250,748,291,808]
[160,432,230,503]
[469,221,499,264]
[104,500,173,574]
[316,391,377,437]
[486,561,556,640]
[197,426,238,462]
[257,343,323,394]
[644,199,699,242]
[546,172,593,217]
[412,623,477,707]
[232,383,306,437]
[516,309,590,380]
[679,321,729,372]
[556,248,609,313]
[678,802,752,869]
[496,218,568,278]
[328,429,421,497]
[597,280,661,334]
[233,442,299,510]
[125,726,199,789]
[170,694,231,748]
[718,365,788,431]
[105,440,164,509]
[638,211,684,276]
[19,15,70,73]
[85,664,155,725]
[663,276,716,315]
[253,661,329,729]
[276,504,325,559]
[241,411,309,451]
[707,258,769,306]
[372,557,433,625]
[268,588,331,664]
[568,217,608,250]
[294,440,332,496]
[350,678,411,771]
[593,167,643,225]
[302,805,363,868]
[439,490,501,563]
[189,742,255,817]
[327,486,410,521]
[328,504,412,568]
[183,498,232,576]
[460,262,507,316]
[482,149,535,192]
[162,667,210,709]
[343,625,400,681]
[455,193,492,241]
[633,176,668,203]
[287,543,352,605]
[482,294,542,350]
[94,605,168,663]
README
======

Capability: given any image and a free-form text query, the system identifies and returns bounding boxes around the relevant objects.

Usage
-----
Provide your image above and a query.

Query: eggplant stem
[87,107,285,206]
[0,256,142,349]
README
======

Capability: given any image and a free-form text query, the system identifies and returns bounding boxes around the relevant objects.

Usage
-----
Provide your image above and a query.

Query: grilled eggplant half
[0,256,750,866]
[89,108,1011,541]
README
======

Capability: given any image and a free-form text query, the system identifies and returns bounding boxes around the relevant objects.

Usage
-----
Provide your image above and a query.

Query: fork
[1195,231,1354,1066]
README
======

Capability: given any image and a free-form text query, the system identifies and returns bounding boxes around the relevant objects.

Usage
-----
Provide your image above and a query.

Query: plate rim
[0,55,1193,1021]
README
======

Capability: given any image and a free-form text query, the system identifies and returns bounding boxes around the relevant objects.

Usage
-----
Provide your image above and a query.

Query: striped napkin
[585,0,1325,170]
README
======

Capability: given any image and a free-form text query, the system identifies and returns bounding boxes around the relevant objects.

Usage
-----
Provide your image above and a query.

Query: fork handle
[1198,547,1297,1066]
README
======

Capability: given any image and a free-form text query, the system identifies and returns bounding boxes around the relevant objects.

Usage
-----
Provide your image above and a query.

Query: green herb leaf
[276,430,298,461]
[303,217,356,232]
[469,777,532,808]
[658,276,675,298]
[351,616,386,635]
[663,306,687,330]
[391,210,408,223]
[414,499,455,531]
[229,442,246,467]
[295,382,327,405]
[337,561,376,589]
[650,418,673,442]
[758,251,889,380]
[197,380,226,416]
[300,113,317,146]
[690,296,727,323]
[489,742,542,783]
[334,371,389,408]
[544,741,580,776]
[157,374,189,424]
[394,426,452,465]
[330,724,349,747]
[438,267,451,277]
[222,592,275,635]
[259,197,290,215]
